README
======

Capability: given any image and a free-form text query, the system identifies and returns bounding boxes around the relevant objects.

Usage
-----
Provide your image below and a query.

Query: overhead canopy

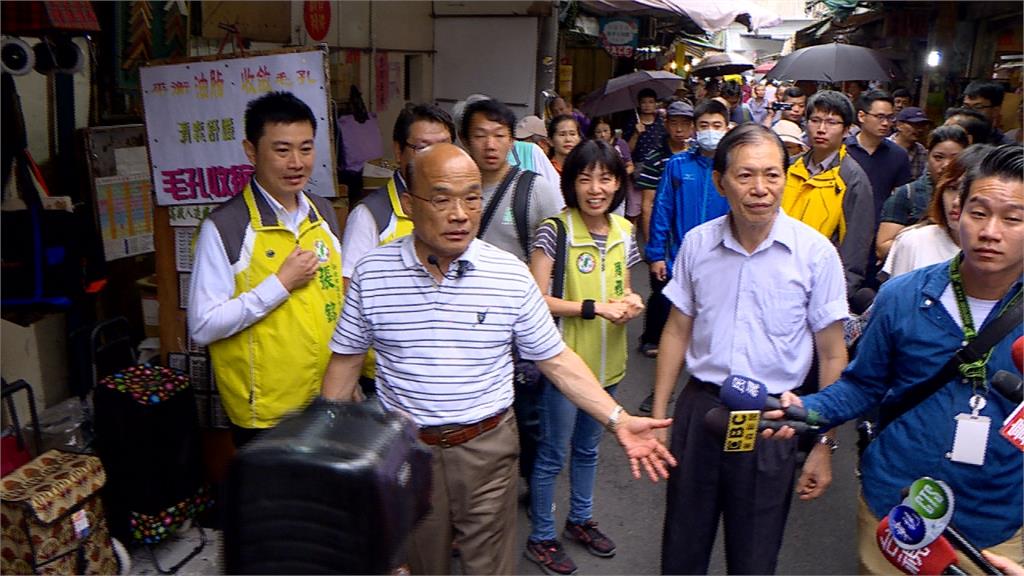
[582,0,783,34]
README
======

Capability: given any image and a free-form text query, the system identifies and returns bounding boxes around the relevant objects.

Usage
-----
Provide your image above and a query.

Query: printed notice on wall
[95,174,155,261]
[174,227,195,272]
[140,49,335,205]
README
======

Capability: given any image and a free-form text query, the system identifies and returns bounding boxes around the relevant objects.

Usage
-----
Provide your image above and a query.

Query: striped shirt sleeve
[513,277,565,361]
[532,220,559,261]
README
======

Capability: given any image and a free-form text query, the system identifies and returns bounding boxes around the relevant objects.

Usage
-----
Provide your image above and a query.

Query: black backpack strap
[549,217,568,299]
[478,167,520,238]
[879,293,1023,430]
[511,170,537,258]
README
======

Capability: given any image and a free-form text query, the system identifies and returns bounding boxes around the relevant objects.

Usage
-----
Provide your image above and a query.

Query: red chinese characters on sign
[605,45,635,58]
[161,165,256,202]
[304,1,331,42]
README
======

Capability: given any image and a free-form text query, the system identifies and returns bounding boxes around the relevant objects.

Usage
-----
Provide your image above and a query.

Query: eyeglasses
[862,112,896,123]
[807,117,844,128]
[963,103,996,111]
[408,192,483,213]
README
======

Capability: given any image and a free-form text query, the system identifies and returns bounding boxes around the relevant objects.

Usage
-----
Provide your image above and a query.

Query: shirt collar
[252,177,311,225]
[921,256,1024,307]
[715,209,795,255]
[399,235,482,273]
[805,149,840,175]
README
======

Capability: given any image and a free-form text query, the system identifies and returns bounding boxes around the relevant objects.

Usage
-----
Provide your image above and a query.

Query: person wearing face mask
[637,100,731,412]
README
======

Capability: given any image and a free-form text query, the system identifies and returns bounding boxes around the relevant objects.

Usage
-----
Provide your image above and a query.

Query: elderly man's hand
[614,413,677,482]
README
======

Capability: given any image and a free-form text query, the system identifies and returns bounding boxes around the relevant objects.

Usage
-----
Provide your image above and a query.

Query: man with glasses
[321,143,676,575]
[783,90,875,297]
[845,90,913,223]
[341,103,456,395]
[962,80,1015,145]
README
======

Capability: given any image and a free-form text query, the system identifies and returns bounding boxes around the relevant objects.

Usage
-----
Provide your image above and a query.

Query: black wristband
[581,299,596,320]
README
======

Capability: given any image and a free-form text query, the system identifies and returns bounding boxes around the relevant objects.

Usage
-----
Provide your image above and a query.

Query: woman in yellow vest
[524,140,645,574]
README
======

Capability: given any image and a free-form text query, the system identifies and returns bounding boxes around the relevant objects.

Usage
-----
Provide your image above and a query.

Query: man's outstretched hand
[614,413,677,481]
[760,391,803,441]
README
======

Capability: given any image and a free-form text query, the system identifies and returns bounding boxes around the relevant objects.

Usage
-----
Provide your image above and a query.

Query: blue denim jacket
[646,149,729,272]
[804,261,1023,548]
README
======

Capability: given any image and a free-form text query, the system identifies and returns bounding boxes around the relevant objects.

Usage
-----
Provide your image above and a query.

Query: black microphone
[704,406,820,436]
[991,370,1022,404]
[426,255,466,280]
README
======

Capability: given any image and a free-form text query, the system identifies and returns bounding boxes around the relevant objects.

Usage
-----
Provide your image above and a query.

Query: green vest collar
[564,209,628,251]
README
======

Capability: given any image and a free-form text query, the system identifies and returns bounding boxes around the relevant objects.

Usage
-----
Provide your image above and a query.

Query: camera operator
[764,86,807,131]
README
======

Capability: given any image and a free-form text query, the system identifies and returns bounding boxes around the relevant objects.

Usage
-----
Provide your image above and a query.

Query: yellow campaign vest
[558,209,630,387]
[360,177,415,380]
[782,145,850,244]
[209,185,344,428]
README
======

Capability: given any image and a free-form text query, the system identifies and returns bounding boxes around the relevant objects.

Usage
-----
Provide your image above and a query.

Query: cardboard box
[0,313,70,429]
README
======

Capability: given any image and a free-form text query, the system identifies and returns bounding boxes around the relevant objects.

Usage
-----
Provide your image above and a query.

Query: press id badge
[950,413,990,466]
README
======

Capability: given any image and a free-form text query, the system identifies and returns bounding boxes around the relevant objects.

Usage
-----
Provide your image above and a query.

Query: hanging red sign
[303,1,331,42]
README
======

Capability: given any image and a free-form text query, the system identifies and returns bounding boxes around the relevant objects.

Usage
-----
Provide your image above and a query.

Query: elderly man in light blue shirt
[651,123,850,574]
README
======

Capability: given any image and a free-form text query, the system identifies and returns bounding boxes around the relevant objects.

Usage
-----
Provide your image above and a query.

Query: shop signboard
[140,49,334,206]
[600,17,639,59]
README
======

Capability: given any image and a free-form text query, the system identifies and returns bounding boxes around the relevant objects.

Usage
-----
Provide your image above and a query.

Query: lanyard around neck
[948,254,1022,381]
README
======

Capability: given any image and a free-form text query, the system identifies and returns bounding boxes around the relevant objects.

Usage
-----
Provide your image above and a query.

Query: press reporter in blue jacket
[647,100,732,282]
[767,144,1024,573]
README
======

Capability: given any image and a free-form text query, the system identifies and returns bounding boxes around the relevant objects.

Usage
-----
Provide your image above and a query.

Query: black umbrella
[765,43,897,82]
[581,70,683,117]
[691,52,755,78]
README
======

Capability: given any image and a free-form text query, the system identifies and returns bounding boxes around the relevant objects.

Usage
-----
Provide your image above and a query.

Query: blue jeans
[528,377,617,542]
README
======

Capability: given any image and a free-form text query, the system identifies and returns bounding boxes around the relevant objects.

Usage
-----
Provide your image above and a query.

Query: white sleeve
[341,204,380,279]
[187,219,290,346]
[529,145,563,193]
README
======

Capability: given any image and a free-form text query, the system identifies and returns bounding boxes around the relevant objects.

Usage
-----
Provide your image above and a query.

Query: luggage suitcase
[0,450,120,574]
[92,365,211,546]
[224,398,432,574]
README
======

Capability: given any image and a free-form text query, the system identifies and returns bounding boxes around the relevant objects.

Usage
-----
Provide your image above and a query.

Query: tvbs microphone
[703,407,818,453]
[877,516,967,575]
[720,375,830,427]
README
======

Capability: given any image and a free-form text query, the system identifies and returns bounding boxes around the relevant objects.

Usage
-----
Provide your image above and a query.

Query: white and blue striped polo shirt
[330,236,565,427]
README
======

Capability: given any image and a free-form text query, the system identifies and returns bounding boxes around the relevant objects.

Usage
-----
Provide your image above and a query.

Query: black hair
[547,114,581,159]
[892,88,911,99]
[393,104,456,149]
[588,116,615,140]
[692,99,729,124]
[963,81,1006,107]
[944,107,993,145]
[856,89,894,113]
[459,98,516,140]
[959,144,1023,207]
[805,90,856,126]
[637,88,657,102]
[721,81,742,99]
[244,91,317,144]
[712,123,789,175]
[926,125,969,151]
[560,140,628,214]
[780,87,804,101]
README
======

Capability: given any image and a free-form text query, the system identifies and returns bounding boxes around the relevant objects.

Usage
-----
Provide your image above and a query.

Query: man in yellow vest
[188,91,344,448]
[340,104,456,395]
[782,90,875,297]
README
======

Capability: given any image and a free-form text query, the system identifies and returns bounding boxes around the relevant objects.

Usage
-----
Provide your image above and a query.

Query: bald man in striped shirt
[322,143,674,575]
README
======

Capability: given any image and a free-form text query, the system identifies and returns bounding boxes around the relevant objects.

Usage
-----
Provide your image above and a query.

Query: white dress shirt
[663,210,850,394]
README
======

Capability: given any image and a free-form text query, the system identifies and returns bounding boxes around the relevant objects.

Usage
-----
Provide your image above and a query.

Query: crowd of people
[187,73,1023,575]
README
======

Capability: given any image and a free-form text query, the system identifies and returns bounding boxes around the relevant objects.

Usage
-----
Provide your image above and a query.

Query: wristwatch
[607,405,625,432]
[816,434,839,454]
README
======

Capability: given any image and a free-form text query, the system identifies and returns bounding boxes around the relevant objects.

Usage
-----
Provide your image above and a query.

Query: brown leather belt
[418,409,508,448]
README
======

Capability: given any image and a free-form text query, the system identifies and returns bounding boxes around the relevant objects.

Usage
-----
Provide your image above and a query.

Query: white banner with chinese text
[141,50,334,206]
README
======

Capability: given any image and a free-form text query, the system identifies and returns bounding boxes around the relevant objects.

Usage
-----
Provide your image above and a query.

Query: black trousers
[662,378,798,575]
[641,272,671,346]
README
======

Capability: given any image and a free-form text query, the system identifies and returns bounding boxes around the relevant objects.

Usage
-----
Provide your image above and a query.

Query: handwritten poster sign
[140,50,335,206]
